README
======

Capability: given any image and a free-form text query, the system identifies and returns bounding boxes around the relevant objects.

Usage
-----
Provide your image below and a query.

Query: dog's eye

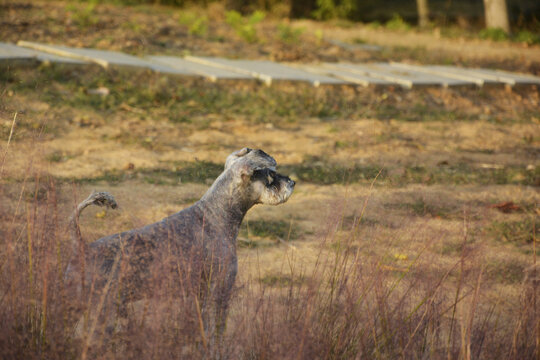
[266,170,276,184]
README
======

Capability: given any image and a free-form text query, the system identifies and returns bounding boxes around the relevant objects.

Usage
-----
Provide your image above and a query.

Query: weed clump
[276,23,304,44]
[65,2,99,29]
[225,10,265,43]
[179,10,208,37]
[385,13,411,31]
[514,30,540,45]
[479,27,509,42]
[488,218,540,244]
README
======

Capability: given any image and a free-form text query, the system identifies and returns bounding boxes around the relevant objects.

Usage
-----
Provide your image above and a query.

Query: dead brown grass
[1,2,539,358]
[0,76,538,356]
[0,176,538,359]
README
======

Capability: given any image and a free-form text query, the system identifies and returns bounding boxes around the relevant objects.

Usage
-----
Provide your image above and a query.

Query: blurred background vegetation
[68,0,539,30]
[53,0,540,45]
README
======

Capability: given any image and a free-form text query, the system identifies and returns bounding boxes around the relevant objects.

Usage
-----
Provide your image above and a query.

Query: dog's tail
[69,191,118,258]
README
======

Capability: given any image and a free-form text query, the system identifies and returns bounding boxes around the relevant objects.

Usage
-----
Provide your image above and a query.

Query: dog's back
[68,203,224,304]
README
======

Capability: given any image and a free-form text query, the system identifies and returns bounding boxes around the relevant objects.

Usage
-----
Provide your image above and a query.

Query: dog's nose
[289,179,296,187]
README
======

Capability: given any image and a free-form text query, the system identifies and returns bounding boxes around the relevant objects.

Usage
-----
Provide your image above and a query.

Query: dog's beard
[277,185,294,204]
[258,179,294,205]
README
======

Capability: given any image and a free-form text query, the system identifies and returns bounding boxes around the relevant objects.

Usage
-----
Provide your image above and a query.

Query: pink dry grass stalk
[0,111,17,178]
[0,170,538,359]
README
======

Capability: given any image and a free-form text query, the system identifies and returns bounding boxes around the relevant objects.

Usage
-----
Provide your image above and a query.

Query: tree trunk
[483,0,510,33]
[416,0,429,28]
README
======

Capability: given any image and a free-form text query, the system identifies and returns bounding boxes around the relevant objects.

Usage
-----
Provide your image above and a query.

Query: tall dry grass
[0,174,538,359]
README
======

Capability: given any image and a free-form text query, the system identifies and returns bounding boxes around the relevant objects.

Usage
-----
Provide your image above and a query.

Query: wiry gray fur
[66,148,295,337]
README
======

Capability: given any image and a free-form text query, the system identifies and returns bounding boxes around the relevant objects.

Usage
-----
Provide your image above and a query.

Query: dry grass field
[1,1,539,359]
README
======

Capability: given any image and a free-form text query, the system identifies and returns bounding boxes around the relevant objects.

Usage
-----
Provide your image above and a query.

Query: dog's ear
[225,147,252,169]
[235,147,252,157]
[239,164,254,183]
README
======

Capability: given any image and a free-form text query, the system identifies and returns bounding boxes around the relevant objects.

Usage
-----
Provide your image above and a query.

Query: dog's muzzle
[287,178,295,189]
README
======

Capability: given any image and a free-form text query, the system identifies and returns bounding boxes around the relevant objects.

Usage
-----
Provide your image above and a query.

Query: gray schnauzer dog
[66,148,295,340]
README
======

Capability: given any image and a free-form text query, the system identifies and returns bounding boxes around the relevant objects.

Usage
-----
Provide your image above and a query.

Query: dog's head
[225,148,295,206]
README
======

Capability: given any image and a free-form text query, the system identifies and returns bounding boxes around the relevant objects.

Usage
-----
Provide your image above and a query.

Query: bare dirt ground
[0,1,539,358]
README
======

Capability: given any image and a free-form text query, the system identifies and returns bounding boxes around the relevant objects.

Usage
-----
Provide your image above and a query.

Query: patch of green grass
[479,27,509,42]
[386,103,459,123]
[240,219,298,241]
[333,140,357,149]
[519,248,540,257]
[314,29,324,45]
[378,45,430,64]
[66,2,99,29]
[486,259,525,284]
[74,159,538,187]
[440,238,476,256]
[394,163,539,187]
[385,14,411,32]
[456,148,495,155]
[259,273,305,287]
[439,25,470,40]
[237,218,299,249]
[173,197,200,205]
[514,30,540,45]
[367,21,382,29]
[445,27,539,45]
[340,215,379,230]
[398,198,456,219]
[328,238,359,254]
[76,170,127,185]
[144,162,224,185]
[179,11,208,37]
[8,67,536,129]
[41,154,540,188]
[312,0,356,21]
[48,71,329,123]
[352,37,367,44]
[289,161,537,187]
[487,218,539,245]
[23,184,50,202]
[225,10,265,43]
[121,20,142,32]
[276,23,304,44]
[286,160,383,185]
[237,238,276,249]
[72,161,223,185]
[46,151,67,163]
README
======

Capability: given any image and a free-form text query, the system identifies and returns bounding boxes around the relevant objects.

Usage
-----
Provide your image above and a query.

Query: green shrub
[179,11,208,37]
[110,0,186,5]
[225,10,265,43]
[277,23,304,44]
[314,29,324,45]
[385,13,411,31]
[367,21,382,29]
[66,2,99,28]
[479,27,509,41]
[312,0,356,21]
[514,30,540,45]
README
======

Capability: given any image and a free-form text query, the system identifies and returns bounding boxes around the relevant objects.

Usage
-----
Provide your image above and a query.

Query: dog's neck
[196,170,253,235]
